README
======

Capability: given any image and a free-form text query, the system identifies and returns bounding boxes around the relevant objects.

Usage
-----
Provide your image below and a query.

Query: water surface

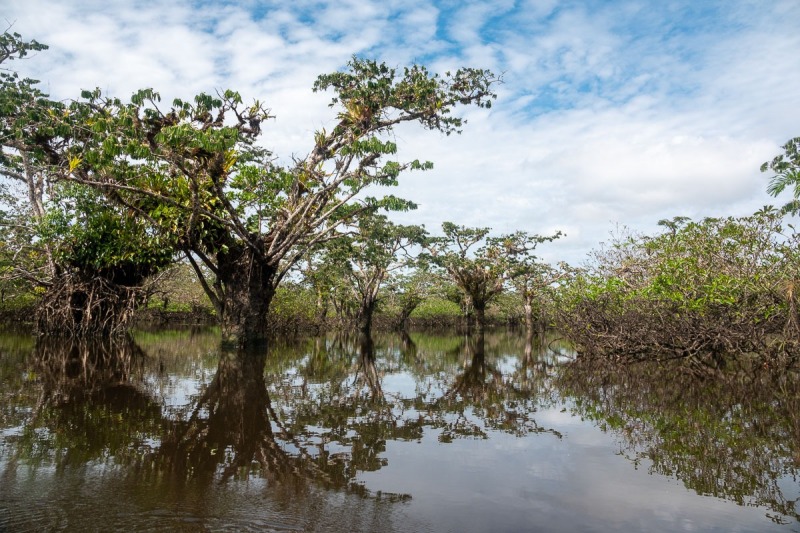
[0,328,797,532]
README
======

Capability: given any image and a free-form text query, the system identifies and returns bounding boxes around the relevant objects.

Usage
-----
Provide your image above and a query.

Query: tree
[328,213,427,334]
[762,136,800,214]
[385,265,436,329]
[0,32,174,335]
[35,186,174,335]
[50,59,497,344]
[427,222,561,332]
[301,244,358,328]
[508,258,572,333]
[427,223,496,330]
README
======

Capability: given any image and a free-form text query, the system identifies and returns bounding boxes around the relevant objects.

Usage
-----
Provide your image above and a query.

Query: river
[0,327,797,532]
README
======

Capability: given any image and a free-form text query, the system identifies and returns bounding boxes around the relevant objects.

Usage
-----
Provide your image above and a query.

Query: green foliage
[762,136,800,215]
[43,186,174,283]
[381,265,438,324]
[426,222,562,328]
[267,282,317,331]
[0,33,178,337]
[0,32,63,293]
[0,31,47,63]
[300,213,428,331]
[35,55,496,341]
[313,58,496,136]
[146,261,213,312]
[409,296,463,320]
[557,209,800,363]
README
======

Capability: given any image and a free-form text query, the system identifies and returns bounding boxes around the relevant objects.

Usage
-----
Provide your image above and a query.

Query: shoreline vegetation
[0,290,524,334]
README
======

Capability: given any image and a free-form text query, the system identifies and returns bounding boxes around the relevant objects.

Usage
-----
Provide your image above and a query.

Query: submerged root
[556,294,792,370]
[36,274,148,337]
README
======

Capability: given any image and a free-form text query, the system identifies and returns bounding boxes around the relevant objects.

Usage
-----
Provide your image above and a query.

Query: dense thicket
[556,209,800,369]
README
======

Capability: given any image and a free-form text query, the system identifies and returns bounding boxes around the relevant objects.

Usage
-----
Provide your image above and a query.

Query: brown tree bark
[213,244,277,345]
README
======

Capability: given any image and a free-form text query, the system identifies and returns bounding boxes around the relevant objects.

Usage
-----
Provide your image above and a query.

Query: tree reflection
[153,346,348,493]
[2,329,564,505]
[262,329,563,485]
[270,332,420,495]
[33,336,148,403]
[2,337,371,496]
[4,336,163,469]
[559,359,800,524]
[445,332,497,400]
[355,332,383,398]
[429,331,562,441]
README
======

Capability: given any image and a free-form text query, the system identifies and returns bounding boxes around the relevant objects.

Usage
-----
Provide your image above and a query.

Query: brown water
[0,328,798,532]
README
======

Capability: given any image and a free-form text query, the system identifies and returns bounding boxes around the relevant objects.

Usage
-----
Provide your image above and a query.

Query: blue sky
[4,0,800,263]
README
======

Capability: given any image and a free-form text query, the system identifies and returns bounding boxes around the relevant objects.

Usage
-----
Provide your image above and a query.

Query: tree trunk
[397,298,419,330]
[523,300,534,332]
[473,303,486,334]
[357,297,376,335]
[216,245,277,345]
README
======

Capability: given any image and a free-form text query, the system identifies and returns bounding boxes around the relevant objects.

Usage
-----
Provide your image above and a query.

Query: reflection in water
[33,336,148,404]
[429,331,562,441]
[0,328,798,531]
[153,346,341,492]
[356,332,383,398]
[559,358,800,524]
[4,337,162,471]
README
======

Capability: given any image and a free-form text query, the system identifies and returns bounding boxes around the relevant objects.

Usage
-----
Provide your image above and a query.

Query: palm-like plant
[762,136,800,214]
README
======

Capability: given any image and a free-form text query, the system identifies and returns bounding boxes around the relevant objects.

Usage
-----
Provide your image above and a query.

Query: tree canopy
[15,54,496,342]
[426,222,562,331]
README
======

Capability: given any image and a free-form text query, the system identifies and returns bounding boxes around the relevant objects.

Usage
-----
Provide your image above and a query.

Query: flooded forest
[2,32,800,531]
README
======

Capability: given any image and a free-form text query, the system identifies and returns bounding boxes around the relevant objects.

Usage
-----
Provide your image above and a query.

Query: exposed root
[36,273,149,337]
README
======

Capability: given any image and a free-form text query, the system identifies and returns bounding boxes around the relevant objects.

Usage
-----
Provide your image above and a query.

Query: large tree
[50,59,497,344]
[427,222,561,332]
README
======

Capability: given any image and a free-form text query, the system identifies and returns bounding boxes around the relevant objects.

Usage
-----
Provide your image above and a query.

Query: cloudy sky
[4,0,800,264]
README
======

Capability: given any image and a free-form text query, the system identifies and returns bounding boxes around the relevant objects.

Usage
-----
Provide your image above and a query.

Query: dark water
[0,328,798,532]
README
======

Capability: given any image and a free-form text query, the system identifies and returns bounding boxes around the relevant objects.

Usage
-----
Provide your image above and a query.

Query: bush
[556,209,800,368]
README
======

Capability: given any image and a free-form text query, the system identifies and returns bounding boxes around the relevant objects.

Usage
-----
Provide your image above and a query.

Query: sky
[3,0,800,264]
